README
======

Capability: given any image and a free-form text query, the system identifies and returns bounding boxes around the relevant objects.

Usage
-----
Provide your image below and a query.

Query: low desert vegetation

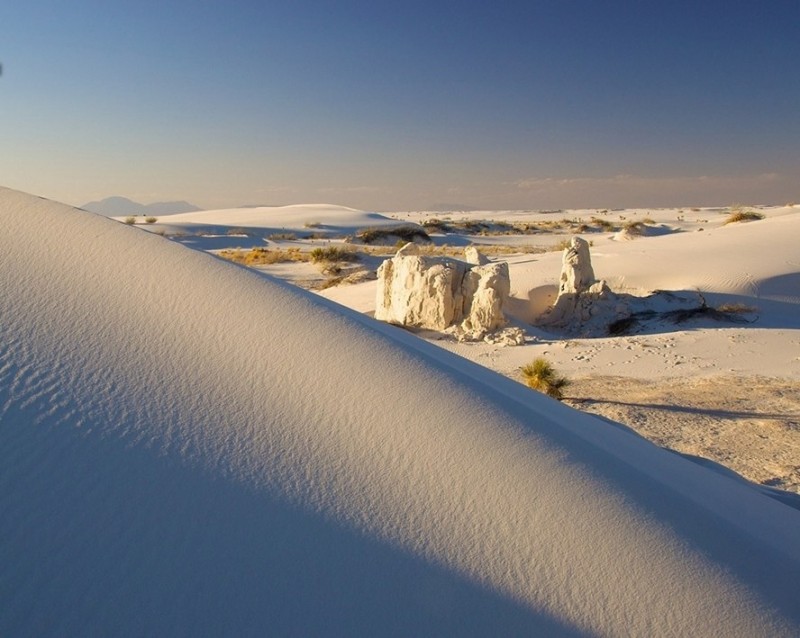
[221,240,550,272]
[309,246,359,263]
[309,268,376,291]
[622,220,647,235]
[124,216,136,225]
[521,357,570,400]
[424,217,597,237]
[313,275,345,290]
[268,232,297,241]
[422,218,452,233]
[590,217,617,232]
[420,243,548,257]
[356,225,431,244]
[219,247,308,266]
[724,209,764,224]
[145,216,157,224]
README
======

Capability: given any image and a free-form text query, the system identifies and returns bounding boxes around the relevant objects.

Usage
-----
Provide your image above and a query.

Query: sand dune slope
[1,187,799,636]
[145,202,406,236]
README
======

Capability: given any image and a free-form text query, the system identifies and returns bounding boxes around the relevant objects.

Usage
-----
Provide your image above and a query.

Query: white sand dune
[587,211,800,302]
[2,187,799,636]
[144,202,408,236]
[496,207,800,317]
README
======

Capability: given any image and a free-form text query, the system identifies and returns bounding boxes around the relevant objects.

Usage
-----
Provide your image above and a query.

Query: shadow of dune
[754,272,800,305]
[0,397,582,637]
[171,234,269,250]
[370,320,800,627]
[569,396,799,421]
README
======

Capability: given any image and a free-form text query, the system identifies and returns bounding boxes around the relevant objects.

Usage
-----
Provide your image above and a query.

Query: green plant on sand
[521,357,570,400]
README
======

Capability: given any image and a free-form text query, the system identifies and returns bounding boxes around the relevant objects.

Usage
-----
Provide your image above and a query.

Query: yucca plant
[521,357,570,400]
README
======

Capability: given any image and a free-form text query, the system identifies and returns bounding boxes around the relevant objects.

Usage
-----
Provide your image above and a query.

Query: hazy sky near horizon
[2,1,799,211]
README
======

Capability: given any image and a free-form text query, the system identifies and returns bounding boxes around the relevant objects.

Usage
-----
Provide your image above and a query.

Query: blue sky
[2,1,798,210]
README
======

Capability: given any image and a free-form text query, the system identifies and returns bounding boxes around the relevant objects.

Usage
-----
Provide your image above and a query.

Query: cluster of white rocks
[375,236,637,340]
[374,243,514,341]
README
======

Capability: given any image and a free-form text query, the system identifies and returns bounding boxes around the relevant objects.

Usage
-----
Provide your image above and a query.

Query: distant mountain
[81,196,202,216]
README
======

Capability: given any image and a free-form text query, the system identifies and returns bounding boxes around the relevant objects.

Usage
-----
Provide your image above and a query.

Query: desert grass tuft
[724,210,764,224]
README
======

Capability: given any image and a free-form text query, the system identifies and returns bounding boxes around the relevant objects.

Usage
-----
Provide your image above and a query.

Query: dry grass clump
[422,218,453,233]
[478,221,517,235]
[412,244,547,257]
[622,220,647,235]
[590,217,617,232]
[309,246,359,263]
[313,275,345,290]
[716,302,758,315]
[724,209,764,224]
[356,225,431,244]
[311,268,376,291]
[521,358,570,399]
[145,216,157,224]
[219,247,308,266]
[269,232,297,241]
[424,218,552,236]
[124,216,136,225]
